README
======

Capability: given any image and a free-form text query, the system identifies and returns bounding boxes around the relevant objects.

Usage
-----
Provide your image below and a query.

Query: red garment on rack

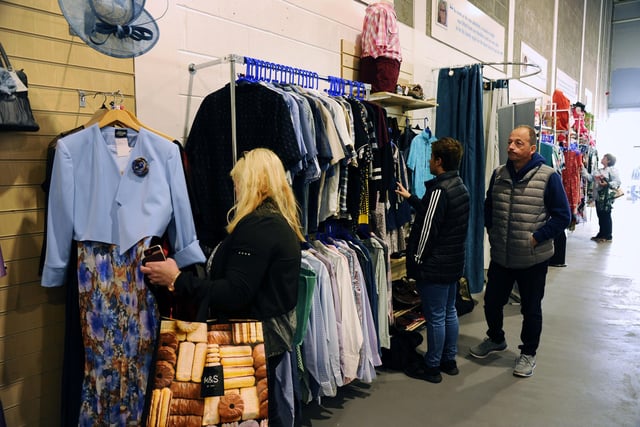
[553,89,571,131]
[561,150,583,213]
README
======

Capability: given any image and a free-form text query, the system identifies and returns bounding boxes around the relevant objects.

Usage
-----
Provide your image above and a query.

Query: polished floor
[301,198,640,427]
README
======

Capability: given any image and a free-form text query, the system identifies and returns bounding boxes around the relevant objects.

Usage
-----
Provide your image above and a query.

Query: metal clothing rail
[432,61,542,80]
[188,53,371,166]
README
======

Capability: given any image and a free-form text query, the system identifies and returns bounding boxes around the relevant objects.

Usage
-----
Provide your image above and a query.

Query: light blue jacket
[41,125,205,287]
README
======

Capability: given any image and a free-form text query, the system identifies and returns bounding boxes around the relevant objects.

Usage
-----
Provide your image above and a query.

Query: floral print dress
[76,239,159,426]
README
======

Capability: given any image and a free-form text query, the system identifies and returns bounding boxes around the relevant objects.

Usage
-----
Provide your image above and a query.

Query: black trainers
[440,360,459,376]
[423,366,442,383]
[404,364,442,383]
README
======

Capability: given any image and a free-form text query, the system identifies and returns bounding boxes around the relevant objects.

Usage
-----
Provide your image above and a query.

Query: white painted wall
[135,0,548,143]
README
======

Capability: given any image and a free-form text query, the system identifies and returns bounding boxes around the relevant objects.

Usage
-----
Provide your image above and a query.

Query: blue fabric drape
[435,65,485,294]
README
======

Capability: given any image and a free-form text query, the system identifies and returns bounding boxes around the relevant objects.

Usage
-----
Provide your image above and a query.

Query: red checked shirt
[361,2,402,61]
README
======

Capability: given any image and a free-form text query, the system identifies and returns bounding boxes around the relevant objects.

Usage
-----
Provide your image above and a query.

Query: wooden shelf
[368,92,437,111]
[394,305,420,318]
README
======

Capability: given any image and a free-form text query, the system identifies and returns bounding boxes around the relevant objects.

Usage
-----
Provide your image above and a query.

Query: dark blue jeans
[483,260,548,356]
[416,280,459,368]
[596,206,613,239]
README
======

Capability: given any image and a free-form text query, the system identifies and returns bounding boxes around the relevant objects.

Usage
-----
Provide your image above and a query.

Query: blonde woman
[141,148,303,426]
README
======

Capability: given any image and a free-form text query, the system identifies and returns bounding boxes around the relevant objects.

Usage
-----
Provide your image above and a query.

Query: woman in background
[582,153,621,242]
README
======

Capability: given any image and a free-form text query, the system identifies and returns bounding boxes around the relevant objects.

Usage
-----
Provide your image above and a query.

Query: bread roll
[191,342,207,382]
[224,375,255,389]
[158,387,172,427]
[169,381,201,399]
[203,396,220,425]
[208,330,232,345]
[259,399,268,419]
[175,320,200,333]
[169,397,205,416]
[160,320,176,332]
[186,322,208,343]
[159,331,178,351]
[218,393,244,423]
[221,356,254,367]
[252,343,265,367]
[223,366,255,379]
[209,324,232,331]
[247,322,258,343]
[220,345,252,358]
[148,388,160,427]
[154,360,175,389]
[167,415,202,427]
[254,364,267,380]
[176,341,195,382]
[157,346,177,366]
[240,386,260,420]
[256,322,263,342]
[256,378,268,402]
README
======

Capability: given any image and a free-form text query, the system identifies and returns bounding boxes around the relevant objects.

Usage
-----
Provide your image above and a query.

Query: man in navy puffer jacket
[396,136,470,383]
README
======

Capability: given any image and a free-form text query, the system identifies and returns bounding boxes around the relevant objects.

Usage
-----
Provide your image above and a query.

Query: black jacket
[405,171,470,283]
[175,201,301,322]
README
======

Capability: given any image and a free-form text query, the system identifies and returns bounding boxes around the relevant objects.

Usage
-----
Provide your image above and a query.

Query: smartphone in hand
[142,245,166,265]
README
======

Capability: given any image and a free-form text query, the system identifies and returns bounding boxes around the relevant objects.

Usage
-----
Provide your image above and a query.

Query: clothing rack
[432,61,542,80]
[188,53,371,166]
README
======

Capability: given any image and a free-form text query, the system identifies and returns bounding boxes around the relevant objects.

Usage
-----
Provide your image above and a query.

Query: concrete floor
[301,198,640,427]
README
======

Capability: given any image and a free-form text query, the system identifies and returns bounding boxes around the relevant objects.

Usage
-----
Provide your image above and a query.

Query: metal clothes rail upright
[188,53,370,166]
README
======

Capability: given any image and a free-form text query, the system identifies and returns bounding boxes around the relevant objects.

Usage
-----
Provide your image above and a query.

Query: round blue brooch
[131,157,149,177]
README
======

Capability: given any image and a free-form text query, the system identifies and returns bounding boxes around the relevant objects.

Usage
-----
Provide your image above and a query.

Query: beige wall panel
[0,258,43,287]
[26,112,85,138]
[1,371,61,418]
[0,30,134,74]
[0,323,64,362]
[3,397,45,427]
[0,4,71,41]
[2,0,61,15]
[0,297,64,338]
[29,87,136,116]
[1,234,44,261]
[0,187,44,211]
[0,211,44,238]
[0,135,48,160]
[0,160,45,186]
[0,282,53,314]
[1,350,63,385]
[10,60,135,95]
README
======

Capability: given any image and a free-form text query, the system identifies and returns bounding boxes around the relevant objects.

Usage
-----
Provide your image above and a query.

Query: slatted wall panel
[0,1,135,425]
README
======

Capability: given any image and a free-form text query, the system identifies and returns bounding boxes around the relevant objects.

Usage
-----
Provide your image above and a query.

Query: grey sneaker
[469,338,507,358]
[513,354,536,377]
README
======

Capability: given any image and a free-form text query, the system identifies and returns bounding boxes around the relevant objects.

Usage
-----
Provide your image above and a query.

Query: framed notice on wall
[431,0,505,63]
[556,69,578,103]
[520,42,548,93]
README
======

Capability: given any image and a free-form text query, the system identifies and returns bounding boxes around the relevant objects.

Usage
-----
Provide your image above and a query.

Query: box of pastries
[146,319,269,427]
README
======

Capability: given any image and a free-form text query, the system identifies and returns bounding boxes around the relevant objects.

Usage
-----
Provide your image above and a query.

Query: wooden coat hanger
[84,92,175,141]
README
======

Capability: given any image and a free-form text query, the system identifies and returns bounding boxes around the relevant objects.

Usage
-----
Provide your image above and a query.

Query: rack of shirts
[188,54,371,166]
[184,54,407,252]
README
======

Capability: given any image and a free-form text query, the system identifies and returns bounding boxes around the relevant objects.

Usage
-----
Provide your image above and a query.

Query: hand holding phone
[142,245,166,265]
